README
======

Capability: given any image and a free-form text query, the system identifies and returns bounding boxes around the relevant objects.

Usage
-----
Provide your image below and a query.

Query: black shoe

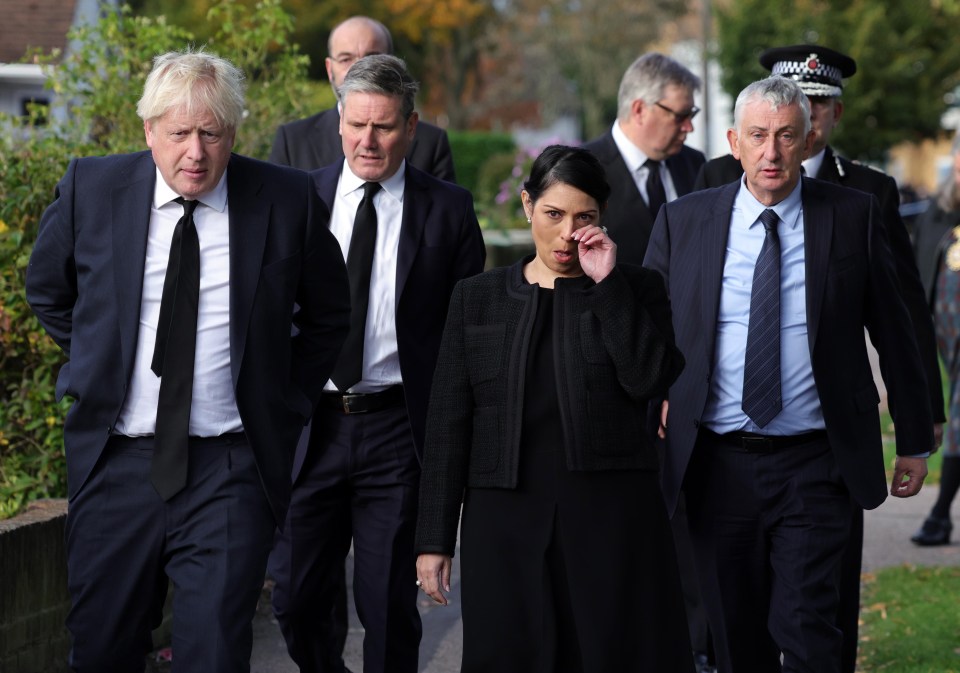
[910,516,953,546]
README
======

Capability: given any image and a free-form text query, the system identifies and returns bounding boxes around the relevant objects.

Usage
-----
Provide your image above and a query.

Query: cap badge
[807,55,820,71]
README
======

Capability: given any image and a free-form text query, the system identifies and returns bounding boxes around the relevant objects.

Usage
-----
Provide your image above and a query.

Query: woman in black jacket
[415,145,692,672]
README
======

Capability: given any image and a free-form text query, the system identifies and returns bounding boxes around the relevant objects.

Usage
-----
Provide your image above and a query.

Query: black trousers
[65,433,275,673]
[685,431,851,673]
[269,405,421,673]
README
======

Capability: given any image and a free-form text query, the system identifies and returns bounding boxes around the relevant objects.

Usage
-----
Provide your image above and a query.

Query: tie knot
[644,159,660,171]
[363,182,382,200]
[759,208,778,233]
[174,197,200,217]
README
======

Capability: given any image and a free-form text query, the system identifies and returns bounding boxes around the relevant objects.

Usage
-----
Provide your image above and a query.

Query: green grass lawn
[859,565,960,672]
[861,395,958,672]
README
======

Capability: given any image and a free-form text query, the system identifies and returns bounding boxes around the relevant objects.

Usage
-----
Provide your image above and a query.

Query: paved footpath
[242,484,958,673]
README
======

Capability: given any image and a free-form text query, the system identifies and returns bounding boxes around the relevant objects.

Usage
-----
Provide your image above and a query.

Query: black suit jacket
[25,151,351,525]
[303,161,486,468]
[644,178,935,516]
[583,130,705,265]
[694,148,944,422]
[270,107,457,182]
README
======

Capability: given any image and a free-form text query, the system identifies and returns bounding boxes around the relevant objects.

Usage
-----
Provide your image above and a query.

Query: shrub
[448,130,516,201]
[0,0,323,518]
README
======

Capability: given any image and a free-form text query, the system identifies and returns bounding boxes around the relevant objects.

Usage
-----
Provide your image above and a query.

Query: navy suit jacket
[26,151,351,525]
[583,130,705,265]
[296,161,485,474]
[270,107,457,183]
[643,178,934,516]
[693,148,944,423]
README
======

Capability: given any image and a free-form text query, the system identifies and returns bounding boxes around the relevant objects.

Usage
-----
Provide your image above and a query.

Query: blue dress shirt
[702,178,827,435]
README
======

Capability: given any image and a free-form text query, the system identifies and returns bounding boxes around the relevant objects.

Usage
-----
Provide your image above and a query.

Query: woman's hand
[573,224,616,283]
[416,553,453,606]
[658,400,669,439]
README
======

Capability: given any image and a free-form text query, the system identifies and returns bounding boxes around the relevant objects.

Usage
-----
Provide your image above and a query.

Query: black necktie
[644,159,667,219]
[331,182,381,391]
[150,197,200,500]
[742,208,782,428]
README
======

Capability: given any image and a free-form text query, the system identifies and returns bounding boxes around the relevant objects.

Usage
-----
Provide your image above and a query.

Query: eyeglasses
[655,101,700,123]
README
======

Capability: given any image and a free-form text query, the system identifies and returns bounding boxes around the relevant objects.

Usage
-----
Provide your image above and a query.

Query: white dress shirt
[325,160,405,393]
[115,169,242,436]
[802,148,826,180]
[611,121,680,205]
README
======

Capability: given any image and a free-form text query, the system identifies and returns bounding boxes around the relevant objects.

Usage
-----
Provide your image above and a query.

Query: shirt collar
[152,167,228,213]
[611,121,652,173]
[734,174,803,232]
[338,159,406,203]
[802,147,826,180]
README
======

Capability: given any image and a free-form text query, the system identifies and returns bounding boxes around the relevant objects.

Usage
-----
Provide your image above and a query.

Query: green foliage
[448,130,516,202]
[0,0,321,518]
[859,565,960,672]
[714,0,960,161]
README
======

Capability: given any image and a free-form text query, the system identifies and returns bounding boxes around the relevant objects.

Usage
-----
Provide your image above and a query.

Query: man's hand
[890,455,928,498]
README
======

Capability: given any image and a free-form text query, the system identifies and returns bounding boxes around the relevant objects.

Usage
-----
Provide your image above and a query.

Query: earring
[527,217,531,223]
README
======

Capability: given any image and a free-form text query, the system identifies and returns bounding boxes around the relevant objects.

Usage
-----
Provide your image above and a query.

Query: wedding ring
[600,226,608,234]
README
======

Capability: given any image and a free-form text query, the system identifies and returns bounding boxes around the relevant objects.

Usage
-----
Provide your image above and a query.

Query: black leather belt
[320,386,405,414]
[702,428,826,453]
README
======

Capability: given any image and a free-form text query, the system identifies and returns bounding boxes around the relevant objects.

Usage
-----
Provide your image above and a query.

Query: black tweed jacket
[415,258,684,556]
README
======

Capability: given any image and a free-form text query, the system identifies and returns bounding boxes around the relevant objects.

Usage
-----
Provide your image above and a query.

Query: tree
[488,0,690,140]
[128,0,496,127]
[714,0,960,160]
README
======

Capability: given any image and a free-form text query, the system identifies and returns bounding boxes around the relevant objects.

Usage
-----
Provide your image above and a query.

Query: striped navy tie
[742,208,782,428]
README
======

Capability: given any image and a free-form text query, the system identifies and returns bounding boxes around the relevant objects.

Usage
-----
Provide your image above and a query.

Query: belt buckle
[341,394,365,414]
[740,435,772,452]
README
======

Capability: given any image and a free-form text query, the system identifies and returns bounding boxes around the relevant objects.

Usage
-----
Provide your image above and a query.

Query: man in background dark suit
[693,46,944,673]
[26,50,350,672]
[583,52,704,265]
[644,75,933,673]
[268,55,485,673]
[269,15,456,183]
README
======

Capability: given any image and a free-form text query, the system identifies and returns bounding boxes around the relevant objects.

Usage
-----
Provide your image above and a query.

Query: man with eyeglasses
[693,45,943,673]
[583,52,705,265]
[269,15,456,183]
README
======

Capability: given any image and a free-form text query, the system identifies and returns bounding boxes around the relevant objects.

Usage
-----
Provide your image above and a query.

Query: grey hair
[733,75,812,136]
[327,16,393,55]
[137,50,246,129]
[338,54,419,120]
[616,52,701,122]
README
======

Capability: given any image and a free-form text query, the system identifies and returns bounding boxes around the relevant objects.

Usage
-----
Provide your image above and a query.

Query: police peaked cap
[759,44,857,97]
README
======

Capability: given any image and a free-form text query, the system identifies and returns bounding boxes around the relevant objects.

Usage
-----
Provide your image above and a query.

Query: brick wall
[0,499,70,673]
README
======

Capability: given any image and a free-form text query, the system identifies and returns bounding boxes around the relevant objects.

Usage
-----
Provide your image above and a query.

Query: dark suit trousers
[269,404,422,673]
[65,433,275,673]
[684,430,851,673]
[838,505,864,673]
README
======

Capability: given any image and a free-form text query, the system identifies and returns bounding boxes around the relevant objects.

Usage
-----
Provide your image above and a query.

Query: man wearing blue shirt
[643,75,933,673]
